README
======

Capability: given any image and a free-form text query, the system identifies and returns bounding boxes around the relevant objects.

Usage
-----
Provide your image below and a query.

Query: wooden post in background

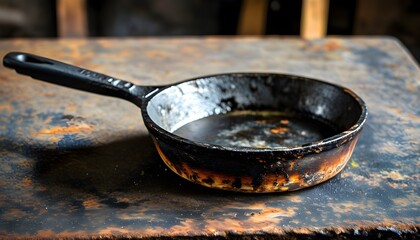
[237,0,268,35]
[300,0,329,39]
[57,0,88,38]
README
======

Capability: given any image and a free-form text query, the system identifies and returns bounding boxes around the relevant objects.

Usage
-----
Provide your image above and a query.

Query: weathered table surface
[0,37,419,239]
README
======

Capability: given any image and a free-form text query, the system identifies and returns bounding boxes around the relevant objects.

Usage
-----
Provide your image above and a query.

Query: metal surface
[0,37,419,238]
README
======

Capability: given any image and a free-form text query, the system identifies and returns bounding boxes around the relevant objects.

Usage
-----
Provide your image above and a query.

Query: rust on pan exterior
[153,134,360,193]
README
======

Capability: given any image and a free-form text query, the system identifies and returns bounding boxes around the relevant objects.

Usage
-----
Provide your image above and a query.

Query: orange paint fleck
[0,103,12,112]
[98,227,130,235]
[49,136,61,142]
[256,119,268,124]
[305,39,341,52]
[253,207,296,219]
[20,176,32,187]
[39,123,93,134]
[270,127,288,134]
[206,218,244,232]
[83,198,102,209]
[169,219,201,235]
[388,181,408,189]
[36,229,55,238]
[286,195,303,203]
[3,208,29,220]
[323,40,341,51]
[291,228,315,235]
[38,208,48,215]
[392,195,418,207]
[382,170,406,181]
[117,197,130,203]
[0,179,7,186]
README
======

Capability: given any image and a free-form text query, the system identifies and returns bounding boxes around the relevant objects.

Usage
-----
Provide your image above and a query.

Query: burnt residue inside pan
[173,110,337,148]
[147,74,362,150]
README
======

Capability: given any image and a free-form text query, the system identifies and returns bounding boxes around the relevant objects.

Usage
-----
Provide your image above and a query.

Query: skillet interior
[146,73,362,149]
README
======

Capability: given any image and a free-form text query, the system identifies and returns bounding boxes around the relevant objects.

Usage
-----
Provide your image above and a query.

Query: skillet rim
[140,72,368,154]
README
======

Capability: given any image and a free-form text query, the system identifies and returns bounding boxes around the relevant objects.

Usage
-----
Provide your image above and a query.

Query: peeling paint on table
[0,37,419,239]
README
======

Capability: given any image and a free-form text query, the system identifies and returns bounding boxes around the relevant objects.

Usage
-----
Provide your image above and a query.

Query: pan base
[173,110,337,148]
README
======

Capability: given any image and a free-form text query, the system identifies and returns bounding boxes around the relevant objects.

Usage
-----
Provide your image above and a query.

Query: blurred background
[0,0,419,61]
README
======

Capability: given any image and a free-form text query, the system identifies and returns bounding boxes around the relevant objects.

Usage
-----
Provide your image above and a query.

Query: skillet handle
[3,52,158,106]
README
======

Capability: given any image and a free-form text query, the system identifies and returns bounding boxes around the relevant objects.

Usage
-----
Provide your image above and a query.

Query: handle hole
[16,54,53,65]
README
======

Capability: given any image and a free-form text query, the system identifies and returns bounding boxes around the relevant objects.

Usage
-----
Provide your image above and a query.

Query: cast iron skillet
[3,52,367,193]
